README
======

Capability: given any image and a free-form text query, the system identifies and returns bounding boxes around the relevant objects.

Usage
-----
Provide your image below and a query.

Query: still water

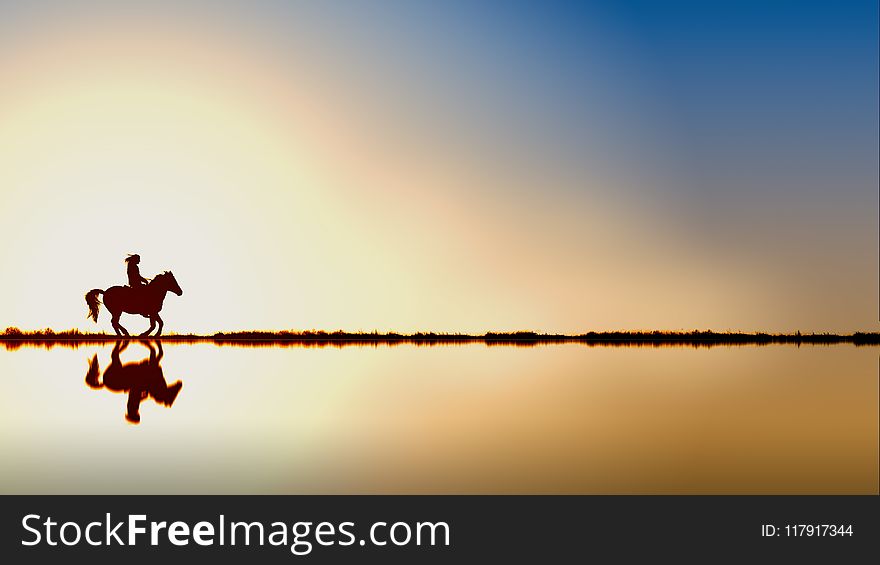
[0,341,876,494]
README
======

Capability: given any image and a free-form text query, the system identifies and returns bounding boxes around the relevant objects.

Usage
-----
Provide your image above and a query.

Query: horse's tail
[85,289,103,322]
[85,354,102,388]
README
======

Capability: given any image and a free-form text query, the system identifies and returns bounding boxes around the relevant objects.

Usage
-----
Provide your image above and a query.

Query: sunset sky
[0,0,876,334]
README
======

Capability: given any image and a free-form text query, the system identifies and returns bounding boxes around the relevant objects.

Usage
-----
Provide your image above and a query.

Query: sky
[0,0,876,334]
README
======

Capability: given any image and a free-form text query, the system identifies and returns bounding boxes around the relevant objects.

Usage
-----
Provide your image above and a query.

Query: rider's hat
[126,254,141,263]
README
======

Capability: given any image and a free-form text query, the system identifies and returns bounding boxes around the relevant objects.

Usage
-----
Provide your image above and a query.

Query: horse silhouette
[85,340,183,424]
[85,271,182,336]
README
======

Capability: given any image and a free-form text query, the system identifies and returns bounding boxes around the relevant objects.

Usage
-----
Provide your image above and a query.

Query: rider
[125,254,149,288]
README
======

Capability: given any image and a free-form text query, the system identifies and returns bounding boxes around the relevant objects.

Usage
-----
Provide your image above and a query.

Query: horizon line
[2,328,879,349]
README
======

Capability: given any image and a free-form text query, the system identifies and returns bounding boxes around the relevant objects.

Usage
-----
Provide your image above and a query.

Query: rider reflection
[85,340,183,424]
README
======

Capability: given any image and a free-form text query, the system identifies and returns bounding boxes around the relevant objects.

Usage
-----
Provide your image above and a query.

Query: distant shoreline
[2,329,879,348]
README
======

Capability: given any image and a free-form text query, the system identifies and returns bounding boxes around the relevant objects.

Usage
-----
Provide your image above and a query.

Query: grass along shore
[2,327,879,348]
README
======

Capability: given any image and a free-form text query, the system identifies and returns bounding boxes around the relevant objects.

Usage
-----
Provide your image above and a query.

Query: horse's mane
[148,271,171,286]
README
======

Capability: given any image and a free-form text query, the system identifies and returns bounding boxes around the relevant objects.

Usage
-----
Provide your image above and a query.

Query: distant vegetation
[2,327,879,349]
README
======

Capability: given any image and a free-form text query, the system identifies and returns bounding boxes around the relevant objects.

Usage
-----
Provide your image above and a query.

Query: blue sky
[0,0,877,332]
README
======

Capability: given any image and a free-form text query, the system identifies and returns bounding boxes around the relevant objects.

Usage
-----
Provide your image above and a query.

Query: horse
[85,340,182,424]
[85,271,183,337]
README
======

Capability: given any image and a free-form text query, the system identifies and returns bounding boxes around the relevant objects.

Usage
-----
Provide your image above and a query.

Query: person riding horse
[85,255,182,337]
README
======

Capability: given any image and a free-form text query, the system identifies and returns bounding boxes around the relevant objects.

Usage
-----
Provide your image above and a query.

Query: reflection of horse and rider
[86,340,183,424]
[85,254,182,336]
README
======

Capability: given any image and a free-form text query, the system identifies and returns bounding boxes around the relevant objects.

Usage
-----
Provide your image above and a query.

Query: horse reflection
[86,340,183,424]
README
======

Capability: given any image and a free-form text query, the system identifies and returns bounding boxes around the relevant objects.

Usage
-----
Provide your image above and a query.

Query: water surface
[0,342,876,494]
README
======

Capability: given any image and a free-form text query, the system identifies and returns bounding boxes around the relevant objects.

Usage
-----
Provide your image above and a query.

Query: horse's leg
[155,314,164,337]
[111,340,123,364]
[116,313,130,337]
[140,316,157,337]
[110,311,123,336]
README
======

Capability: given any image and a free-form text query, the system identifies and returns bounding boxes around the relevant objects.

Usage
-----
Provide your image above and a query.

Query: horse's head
[156,271,183,296]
